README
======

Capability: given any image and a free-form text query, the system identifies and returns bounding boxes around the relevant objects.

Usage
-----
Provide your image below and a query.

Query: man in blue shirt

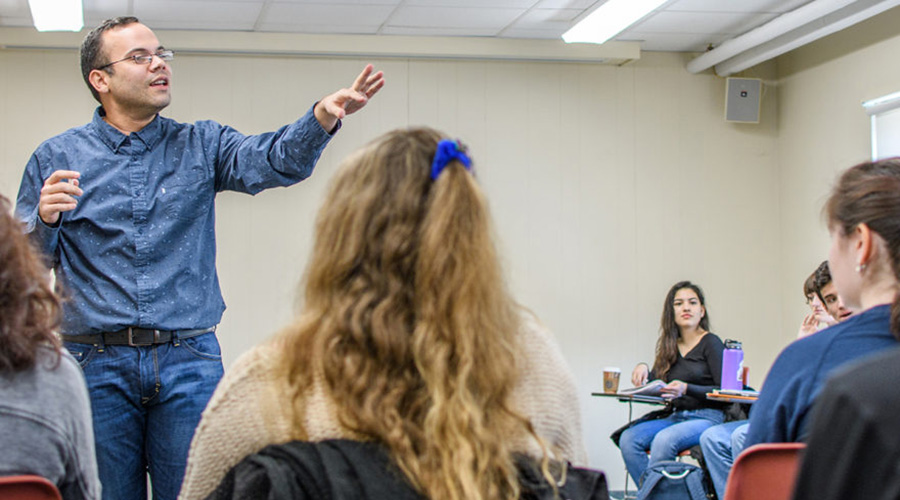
[15,16,384,500]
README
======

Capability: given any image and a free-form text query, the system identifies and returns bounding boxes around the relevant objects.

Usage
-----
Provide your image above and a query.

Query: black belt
[62,326,216,346]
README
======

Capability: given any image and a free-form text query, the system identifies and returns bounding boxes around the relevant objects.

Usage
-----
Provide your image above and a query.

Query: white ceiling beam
[686,0,856,74]
[713,0,900,76]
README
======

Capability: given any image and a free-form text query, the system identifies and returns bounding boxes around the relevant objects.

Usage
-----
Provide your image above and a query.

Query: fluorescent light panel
[562,0,667,44]
[29,0,83,32]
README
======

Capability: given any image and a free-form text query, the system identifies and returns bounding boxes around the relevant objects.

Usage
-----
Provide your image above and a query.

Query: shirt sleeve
[16,151,61,261]
[210,105,334,195]
[744,344,811,448]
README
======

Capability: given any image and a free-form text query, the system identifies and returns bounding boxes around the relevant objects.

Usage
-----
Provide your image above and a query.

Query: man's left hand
[315,64,385,131]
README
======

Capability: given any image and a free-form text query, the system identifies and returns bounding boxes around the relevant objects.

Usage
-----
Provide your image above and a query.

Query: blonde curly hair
[280,127,546,499]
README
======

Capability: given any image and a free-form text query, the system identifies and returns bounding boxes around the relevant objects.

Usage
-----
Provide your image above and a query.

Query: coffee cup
[603,367,621,394]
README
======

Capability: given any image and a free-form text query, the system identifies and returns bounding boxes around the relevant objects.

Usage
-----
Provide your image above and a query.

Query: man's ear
[89,68,110,96]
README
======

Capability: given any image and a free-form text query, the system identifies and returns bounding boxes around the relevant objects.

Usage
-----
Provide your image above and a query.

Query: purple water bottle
[721,339,744,391]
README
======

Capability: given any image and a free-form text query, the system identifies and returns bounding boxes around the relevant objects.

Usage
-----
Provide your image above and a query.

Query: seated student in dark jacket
[791,158,900,500]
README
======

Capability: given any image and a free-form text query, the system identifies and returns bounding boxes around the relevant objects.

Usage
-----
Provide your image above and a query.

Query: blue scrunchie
[430,139,472,180]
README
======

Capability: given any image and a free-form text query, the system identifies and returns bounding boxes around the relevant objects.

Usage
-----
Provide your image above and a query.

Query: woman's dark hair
[0,194,62,373]
[652,281,709,380]
[825,158,900,338]
[80,16,141,103]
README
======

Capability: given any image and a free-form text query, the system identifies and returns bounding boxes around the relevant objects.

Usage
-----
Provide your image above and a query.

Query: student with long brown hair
[619,281,727,486]
[790,158,900,500]
[742,158,900,451]
[178,128,586,500]
[0,193,99,499]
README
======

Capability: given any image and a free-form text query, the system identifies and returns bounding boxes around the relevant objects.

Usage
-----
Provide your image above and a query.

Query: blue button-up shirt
[16,105,334,335]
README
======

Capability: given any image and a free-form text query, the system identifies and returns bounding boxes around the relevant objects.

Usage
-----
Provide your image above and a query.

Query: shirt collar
[91,107,163,153]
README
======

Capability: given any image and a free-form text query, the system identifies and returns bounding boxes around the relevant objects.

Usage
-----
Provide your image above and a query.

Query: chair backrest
[0,475,62,500]
[723,442,805,500]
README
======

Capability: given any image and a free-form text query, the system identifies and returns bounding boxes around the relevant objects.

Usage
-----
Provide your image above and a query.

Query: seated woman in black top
[619,281,726,485]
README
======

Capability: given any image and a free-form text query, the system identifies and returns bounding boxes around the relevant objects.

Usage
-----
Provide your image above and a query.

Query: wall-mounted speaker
[725,78,762,123]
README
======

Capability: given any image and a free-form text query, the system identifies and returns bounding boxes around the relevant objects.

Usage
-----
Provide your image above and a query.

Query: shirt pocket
[161,174,213,222]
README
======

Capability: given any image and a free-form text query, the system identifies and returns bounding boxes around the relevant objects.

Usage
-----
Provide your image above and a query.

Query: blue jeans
[64,332,224,500]
[619,408,725,484]
[700,421,749,500]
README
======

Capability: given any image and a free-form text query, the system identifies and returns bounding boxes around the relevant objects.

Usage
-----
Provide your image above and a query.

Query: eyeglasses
[96,50,174,71]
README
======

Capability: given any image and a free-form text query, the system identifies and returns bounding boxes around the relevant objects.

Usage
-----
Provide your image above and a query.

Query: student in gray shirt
[0,192,100,500]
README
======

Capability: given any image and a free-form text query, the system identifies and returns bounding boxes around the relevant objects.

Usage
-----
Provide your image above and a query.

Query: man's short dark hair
[803,270,817,300]
[80,16,140,103]
[813,260,832,303]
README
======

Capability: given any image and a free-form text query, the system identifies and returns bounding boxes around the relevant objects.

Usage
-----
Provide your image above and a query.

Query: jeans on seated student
[699,421,748,499]
[620,408,725,484]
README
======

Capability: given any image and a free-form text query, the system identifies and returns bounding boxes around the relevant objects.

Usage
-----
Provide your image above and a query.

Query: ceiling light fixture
[28,0,83,32]
[562,0,667,44]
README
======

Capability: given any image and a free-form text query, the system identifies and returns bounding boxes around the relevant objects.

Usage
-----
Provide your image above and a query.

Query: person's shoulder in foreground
[0,347,100,500]
[745,304,894,447]
[511,309,588,464]
[179,337,294,500]
[793,345,900,500]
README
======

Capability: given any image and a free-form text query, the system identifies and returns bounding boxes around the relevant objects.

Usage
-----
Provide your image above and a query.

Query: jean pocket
[179,332,222,361]
[63,341,98,369]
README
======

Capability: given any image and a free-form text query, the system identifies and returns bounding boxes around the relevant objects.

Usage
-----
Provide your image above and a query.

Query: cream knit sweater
[178,314,587,500]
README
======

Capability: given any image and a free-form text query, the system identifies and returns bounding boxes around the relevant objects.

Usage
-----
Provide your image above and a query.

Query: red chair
[0,475,62,500]
[723,442,805,500]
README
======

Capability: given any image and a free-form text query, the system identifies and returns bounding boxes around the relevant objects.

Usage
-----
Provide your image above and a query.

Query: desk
[591,392,666,421]
[706,391,759,404]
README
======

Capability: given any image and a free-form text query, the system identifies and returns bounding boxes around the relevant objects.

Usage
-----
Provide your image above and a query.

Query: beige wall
[775,10,900,356]
[1,41,785,488]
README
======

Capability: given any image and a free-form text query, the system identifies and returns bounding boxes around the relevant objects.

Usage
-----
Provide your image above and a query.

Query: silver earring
[855,263,867,273]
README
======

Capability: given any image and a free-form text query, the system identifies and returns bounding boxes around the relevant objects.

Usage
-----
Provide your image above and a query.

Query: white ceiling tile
[256,22,379,34]
[388,5,524,29]
[83,0,134,28]
[0,0,27,17]
[0,16,31,28]
[381,25,500,37]
[535,0,596,8]
[267,0,399,4]
[631,10,779,36]
[134,1,262,31]
[516,8,581,24]
[404,0,536,7]
[666,0,813,14]
[263,3,395,29]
